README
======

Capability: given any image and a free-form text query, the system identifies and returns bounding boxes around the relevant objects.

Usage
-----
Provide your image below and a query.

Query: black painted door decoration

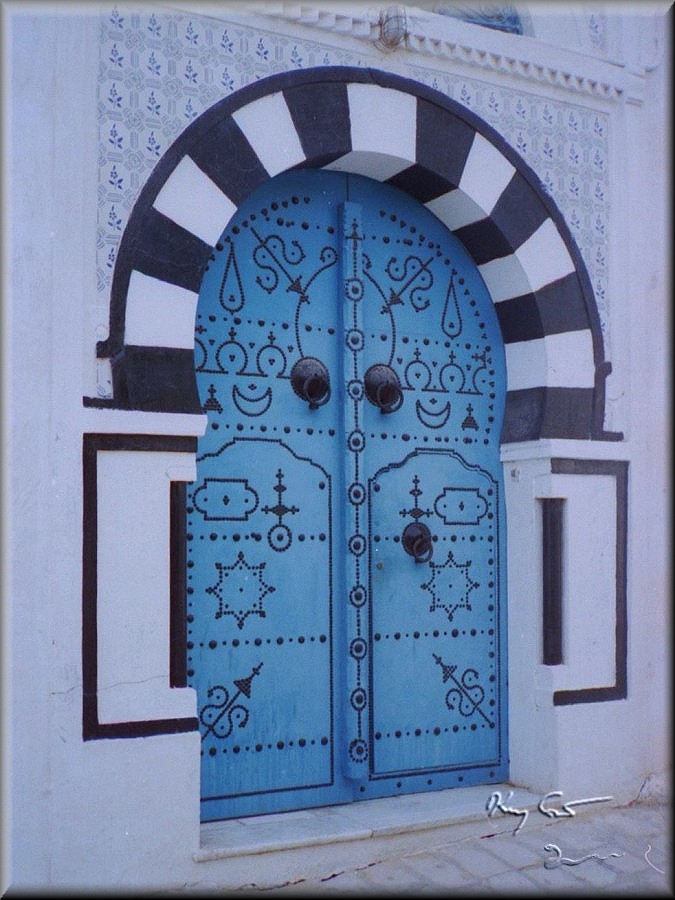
[187,171,508,821]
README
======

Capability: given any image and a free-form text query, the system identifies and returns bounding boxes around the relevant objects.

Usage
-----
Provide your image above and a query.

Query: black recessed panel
[542,498,564,666]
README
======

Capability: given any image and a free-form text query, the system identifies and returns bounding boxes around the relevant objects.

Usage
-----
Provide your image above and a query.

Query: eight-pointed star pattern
[421,549,479,621]
[206,551,275,629]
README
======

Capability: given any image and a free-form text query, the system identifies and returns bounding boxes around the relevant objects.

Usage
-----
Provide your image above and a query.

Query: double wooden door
[187,170,508,822]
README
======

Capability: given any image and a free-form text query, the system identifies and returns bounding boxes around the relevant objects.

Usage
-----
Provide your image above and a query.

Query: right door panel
[343,176,507,794]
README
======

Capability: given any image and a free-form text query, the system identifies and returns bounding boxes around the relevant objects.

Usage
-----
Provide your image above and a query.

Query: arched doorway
[87,65,621,823]
[187,170,507,821]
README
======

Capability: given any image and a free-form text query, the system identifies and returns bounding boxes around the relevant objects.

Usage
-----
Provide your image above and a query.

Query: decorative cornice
[244,2,647,103]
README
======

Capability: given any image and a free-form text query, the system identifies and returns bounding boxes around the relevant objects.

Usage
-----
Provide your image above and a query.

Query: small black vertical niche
[541,498,564,666]
[170,480,188,688]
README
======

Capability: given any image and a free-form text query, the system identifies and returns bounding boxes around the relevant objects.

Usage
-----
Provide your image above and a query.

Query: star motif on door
[420,549,479,621]
[206,551,276,629]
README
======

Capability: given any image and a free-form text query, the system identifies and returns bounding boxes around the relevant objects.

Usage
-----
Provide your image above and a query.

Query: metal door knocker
[364,364,403,413]
[402,521,433,562]
[290,356,331,409]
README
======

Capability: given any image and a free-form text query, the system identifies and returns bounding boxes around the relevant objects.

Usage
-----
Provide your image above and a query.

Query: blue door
[187,171,507,822]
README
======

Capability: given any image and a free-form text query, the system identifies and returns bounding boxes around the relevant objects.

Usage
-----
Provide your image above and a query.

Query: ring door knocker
[402,521,433,563]
[364,364,403,413]
[290,356,331,409]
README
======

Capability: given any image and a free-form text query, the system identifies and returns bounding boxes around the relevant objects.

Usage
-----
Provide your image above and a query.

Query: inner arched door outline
[186,170,508,822]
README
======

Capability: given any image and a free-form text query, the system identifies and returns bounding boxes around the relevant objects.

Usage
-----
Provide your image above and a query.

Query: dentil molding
[232,1,657,104]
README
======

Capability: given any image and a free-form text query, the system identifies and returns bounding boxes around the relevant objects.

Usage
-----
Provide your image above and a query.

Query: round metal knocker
[290,356,331,409]
[364,364,403,413]
[402,521,433,563]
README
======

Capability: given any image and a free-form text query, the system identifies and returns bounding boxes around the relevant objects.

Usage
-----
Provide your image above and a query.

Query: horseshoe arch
[94,66,619,444]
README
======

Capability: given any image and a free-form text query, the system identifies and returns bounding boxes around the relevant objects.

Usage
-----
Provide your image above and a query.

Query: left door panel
[187,172,350,820]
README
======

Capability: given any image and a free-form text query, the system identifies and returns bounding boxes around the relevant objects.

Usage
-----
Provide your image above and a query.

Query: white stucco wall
[3,2,670,892]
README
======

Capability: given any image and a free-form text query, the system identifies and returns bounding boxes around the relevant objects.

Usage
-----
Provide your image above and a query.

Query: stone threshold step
[195,783,542,862]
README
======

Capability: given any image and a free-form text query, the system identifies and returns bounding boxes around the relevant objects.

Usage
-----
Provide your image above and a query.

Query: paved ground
[229,799,671,896]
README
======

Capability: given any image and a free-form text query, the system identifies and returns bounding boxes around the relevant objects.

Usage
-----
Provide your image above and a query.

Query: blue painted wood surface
[188,171,508,821]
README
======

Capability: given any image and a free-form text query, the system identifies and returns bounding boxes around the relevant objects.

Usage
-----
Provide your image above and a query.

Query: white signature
[485,789,626,870]
[485,789,614,835]
[543,843,624,869]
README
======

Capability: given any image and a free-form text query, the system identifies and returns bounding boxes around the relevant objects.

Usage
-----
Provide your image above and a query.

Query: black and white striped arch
[95,67,619,443]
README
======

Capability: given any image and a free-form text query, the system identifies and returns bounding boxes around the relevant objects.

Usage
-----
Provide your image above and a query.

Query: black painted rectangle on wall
[542,498,565,666]
[82,433,198,740]
[549,458,629,706]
